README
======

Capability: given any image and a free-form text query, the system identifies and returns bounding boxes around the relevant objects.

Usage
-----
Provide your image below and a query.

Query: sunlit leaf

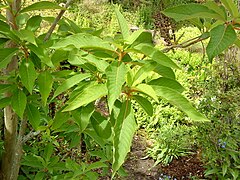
[26,15,42,32]
[220,0,239,18]
[114,6,129,40]
[38,71,53,106]
[20,1,64,13]
[135,84,158,102]
[11,89,27,119]
[133,95,153,116]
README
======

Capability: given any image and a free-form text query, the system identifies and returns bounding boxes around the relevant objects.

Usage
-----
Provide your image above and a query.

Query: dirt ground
[119,133,206,180]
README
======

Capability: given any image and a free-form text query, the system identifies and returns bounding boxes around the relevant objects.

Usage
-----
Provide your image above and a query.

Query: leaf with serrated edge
[152,85,209,122]
[63,84,107,112]
[106,62,127,112]
[38,71,53,106]
[11,90,27,119]
[19,59,37,94]
[207,25,236,61]
[26,104,40,130]
[53,73,91,99]
[133,95,153,116]
[135,84,158,102]
[112,100,136,176]
[114,6,129,40]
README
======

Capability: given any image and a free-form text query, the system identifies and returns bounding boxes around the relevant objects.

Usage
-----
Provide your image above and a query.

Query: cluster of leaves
[0,0,208,179]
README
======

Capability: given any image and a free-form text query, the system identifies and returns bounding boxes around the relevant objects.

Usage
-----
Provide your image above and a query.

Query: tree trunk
[1,1,22,180]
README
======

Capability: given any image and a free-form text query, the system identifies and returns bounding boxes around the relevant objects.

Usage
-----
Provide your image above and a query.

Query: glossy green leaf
[26,104,40,130]
[114,6,129,40]
[38,71,53,106]
[151,86,209,122]
[20,1,64,13]
[148,77,185,93]
[53,73,91,99]
[51,33,115,52]
[133,95,153,116]
[112,100,136,176]
[0,48,18,69]
[163,3,223,21]
[11,89,27,119]
[71,103,95,132]
[135,84,158,102]
[0,97,11,108]
[63,84,107,112]
[26,15,42,32]
[206,25,237,61]
[220,0,239,18]
[134,44,179,69]
[106,62,127,112]
[51,111,70,130]
[19,59,38,94]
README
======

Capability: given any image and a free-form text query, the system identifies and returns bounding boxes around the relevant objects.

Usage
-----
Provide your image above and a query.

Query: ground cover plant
[0,0,240,179]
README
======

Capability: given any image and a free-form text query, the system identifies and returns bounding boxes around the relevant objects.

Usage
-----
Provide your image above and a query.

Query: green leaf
[132,62,156,86]
[154,63,176,79]
[53,73,90,99]
[43,143,54,163]
[151,86,209,122]
[51,33,115,52]
[0,20,10,34]
[86,161,108,171]
[11,89,27,119]
[0,84,13,94]
[114,6,129,40]
[126,29,144,45]
[28,44,54,67]
[20,1,64,13]
[222,163,228,176]
[134,44,179,69]
[19,59,38,94]
[148,77,185,93]
[133,95,153,116]
[206,25,237,61]
[0,48,18,69]
[91,112,112,139]
[135,84,158,102]
[0,97,11,108]
[26,104,40,130]
[71,103,95,132]
[205,1,227,21]
[51,111,70,130]
[63,84,107,112]
[220,0,239,18]
[26,15,42,32]
[106,62,127,112]
[38,71,53,106]
[163,3,223,22]
[112,100,136,176]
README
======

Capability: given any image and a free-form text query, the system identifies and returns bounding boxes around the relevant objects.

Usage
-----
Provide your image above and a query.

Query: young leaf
[148,77,185,93]
[26,104,40,130]
[134,44,179,69]
[135,84,158,102]
[43,143,54,163]
[19,59,38,94]
[206,25,237,61]
[112,100,136,176]
[38,71,53,106]
[53,73,91,99]
[0,48,18,69]
[114,6,129,40]
[20,1,64,13]
[220,0,239,18]
[151,85,209,122]
[133,95,153,116]
[11,89,27,119]
[63,84,108,112]
[26,15,42,32]
[163,3,223,21]
[106,62,127,112]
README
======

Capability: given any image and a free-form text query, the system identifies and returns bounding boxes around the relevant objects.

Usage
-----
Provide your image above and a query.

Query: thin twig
[22,130,41,143]
[162,35,209,53]
[44,0,74,41]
